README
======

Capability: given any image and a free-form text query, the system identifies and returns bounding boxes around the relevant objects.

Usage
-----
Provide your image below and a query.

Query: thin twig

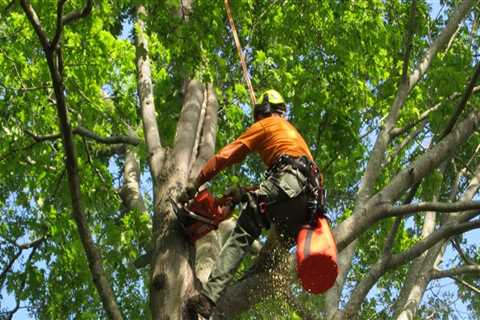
[384,200,480,218]
[0,250,22,284]
[82,136,106,183]
[24,129,61,142]
[51,0,67,51]
[452,276,480,294]
[439,62,480,140]
[74,126,141,145]
[390,85,480,139]
[401,0,417,83]
[24,127,141,145]
[3,244,39,320]
[388,120,426,161]
[389,219,480,268]
[450,238,476,265]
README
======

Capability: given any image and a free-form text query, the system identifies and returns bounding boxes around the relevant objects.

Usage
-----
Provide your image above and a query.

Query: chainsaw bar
[169,198,217,227]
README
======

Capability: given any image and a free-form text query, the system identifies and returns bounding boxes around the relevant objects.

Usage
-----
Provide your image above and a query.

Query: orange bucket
[296,216,338,294]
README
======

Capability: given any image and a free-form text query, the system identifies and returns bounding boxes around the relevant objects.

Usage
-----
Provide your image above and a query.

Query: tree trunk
[134,13,220,315]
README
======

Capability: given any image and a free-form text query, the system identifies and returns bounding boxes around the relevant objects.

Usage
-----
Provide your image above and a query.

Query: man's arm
[196,141,250,186]
[178,121,263,203]
[178,141,250,203]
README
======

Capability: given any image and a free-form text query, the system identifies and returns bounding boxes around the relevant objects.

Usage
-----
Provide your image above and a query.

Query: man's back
[237,115,313,167]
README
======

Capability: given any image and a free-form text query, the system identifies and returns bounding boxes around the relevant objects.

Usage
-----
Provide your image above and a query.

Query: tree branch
[174,79,205,182]
[344,218,480,317]
[392,163,480,319]
[2,245,38,320]
[188,86,208,178]
[21,0,124,317]
[62,0,93,26]
[24,127,141,145]
[355,0,475,205]
[0,250,22,285]
[336,107,480,251]
[189,83,219,180]
[451,238,476,265]
[438,61,480,140]
[408,0,475,87]
[431,265,480,279]
[389,219,480,268]
[451,276,480,294]
[0,237,44,293]
[51,0,67,51]
[135,5,165,188]
[16,237,45,250]
[24,129,61,142]
[19,0,50,49]
[74,126,141,145]
[343,184,418,318]
[384,200,480,218]
[401,0,417,82]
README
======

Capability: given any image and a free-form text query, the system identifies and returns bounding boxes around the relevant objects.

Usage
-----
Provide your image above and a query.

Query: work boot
[184,293,215,320]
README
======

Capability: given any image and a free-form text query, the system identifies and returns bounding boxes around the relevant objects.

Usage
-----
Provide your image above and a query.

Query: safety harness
[270,155,326,225]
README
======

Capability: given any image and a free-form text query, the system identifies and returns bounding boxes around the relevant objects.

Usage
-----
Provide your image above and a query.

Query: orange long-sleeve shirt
[196,115,313,185]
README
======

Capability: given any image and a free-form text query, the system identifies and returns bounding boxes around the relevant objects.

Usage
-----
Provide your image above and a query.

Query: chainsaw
[170,189,241,242]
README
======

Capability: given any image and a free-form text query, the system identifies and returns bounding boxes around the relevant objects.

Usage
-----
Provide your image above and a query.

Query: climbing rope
[224,0,256,107]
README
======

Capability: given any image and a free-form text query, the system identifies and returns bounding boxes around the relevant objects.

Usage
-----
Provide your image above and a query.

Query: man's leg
[202,192,266,303]
[186,173,292,318]
[185,189,276,319]
[184,222,255,319]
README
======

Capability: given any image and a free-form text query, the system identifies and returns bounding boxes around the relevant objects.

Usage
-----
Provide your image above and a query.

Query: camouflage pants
[202,163,310,303]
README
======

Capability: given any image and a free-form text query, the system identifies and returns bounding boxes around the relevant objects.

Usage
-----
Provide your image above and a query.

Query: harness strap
[273,155,327,223]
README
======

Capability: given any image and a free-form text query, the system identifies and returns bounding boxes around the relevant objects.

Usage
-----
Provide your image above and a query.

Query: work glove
[223,185,245,204]
[178,181,199,204]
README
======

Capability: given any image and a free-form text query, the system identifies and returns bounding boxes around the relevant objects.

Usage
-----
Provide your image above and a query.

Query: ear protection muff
[253,94,272,120]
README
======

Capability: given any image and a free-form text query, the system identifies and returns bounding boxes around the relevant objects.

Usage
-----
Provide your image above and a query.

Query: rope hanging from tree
[224,0,256,107]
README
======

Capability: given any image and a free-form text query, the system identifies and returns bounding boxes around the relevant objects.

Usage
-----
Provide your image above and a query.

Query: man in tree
[180,89,322,319]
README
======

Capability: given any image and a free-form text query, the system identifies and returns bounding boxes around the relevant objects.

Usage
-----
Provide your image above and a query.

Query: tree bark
[190,84,219,180]
[174,80,206,182]
[120,145,147,213]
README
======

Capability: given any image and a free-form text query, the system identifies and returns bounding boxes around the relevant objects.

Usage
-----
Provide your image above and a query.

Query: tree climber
[180,89,323,319]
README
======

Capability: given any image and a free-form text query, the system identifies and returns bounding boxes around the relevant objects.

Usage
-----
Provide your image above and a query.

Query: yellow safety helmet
[254,89,286,120]
[256,89,285,105]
